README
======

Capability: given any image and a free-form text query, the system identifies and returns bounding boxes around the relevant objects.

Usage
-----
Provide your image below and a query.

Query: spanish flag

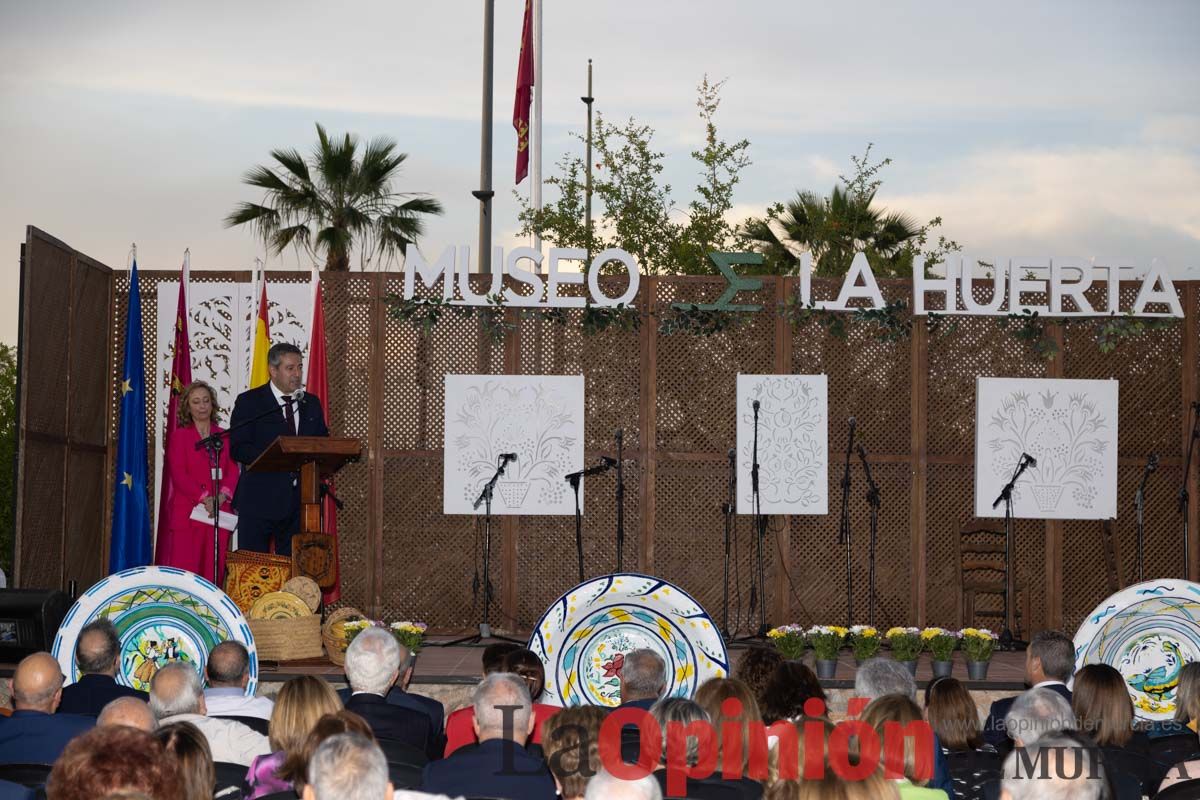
[249,277,271,388]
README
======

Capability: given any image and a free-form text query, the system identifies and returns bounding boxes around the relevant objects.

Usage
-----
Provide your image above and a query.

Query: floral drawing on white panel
[736,375,829,515]
[444,375,584,515]
[975,377,1118,520]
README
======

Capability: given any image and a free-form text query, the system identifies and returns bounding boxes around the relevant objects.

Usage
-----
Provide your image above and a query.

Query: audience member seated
[0,652,94,764]
[301,732,394,800]
[97,696,157,732]
[1155,662,1200,785]
[336,638,445,757]
[247,676,344,799]
[998,732,1104,800]
[542,704,608,800]
[277,710,376,799]
[734,646,784,711]
[854,658,954,797]
[443,641,521,756]
[585,769,663,800]
[56,620,147,716]
[342,628,432,759]
[694,677,766,799]
[156,721,215,800]
[618,648,669,763]
[983,630,1074,749]
[204,640,274,721]
[503,648,561,740]
[1002,686,1075,749]
[149,661,270,766]
[421,672,556,800]
[925,676,999,800]
[764,716,902,800]
[649,697,741,800]
[760,662,826,724]
[860,695,949,799]
[1070,662,1157,792]
[45,725,180,800]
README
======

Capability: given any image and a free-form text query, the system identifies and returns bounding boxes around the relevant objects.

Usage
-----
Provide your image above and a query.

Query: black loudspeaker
[0,589,72,660]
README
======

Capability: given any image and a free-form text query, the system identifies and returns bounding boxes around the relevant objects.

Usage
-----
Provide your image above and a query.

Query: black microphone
[499,453,517,462]
[1021,452,1037,468]
[600,456,617,467]
[753,400,761,412]
[1147,453,1159,473]
[615,428,624,442]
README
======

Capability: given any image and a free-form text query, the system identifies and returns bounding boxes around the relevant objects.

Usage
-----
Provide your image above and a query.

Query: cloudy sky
[1,1,1198,343]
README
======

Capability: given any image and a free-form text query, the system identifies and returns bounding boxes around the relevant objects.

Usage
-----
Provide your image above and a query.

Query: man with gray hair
[854,657,917,701]
[301,732,394,800]
[58,618,147,715]
[343,627,432,756]
[985,629,1075,747]
[585,769,663,800]
[1000,732,1104,800]
[1003,686,1075,747]
[97,696,157,732]
[421,673,556,799]
[618,649,667,710]
[151,661,269,765]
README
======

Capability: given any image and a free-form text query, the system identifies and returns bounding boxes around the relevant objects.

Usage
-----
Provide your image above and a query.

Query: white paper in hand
[190,503,239,532]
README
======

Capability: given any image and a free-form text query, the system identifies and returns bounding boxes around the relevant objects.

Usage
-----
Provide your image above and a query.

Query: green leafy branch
[658,304,748,336]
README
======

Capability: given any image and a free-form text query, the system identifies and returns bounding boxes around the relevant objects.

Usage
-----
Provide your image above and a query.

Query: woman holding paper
[155,381,239,582]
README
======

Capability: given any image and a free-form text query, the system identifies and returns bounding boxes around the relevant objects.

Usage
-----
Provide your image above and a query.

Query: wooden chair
[957,525,1030,638]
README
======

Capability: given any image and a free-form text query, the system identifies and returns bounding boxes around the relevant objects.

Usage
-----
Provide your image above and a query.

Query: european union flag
[110,259,152,572]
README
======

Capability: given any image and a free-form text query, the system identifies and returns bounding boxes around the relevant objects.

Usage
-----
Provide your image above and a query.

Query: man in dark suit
[983,629,1076,748]
[230,342,328,556]
[616,648,667,764]
[341,627,433,759]
[0,652,93,764]
[421,672,556,800]
[57,619,147,716]
[337,641,445,756]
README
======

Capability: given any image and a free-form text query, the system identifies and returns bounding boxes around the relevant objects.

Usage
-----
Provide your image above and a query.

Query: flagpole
[531,0,543,259]
[474,0,496,275]
[582,59,594,263]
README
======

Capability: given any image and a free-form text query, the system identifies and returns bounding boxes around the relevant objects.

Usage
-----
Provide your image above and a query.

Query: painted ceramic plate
[52,567,257,695]
[1073,580,1200,720]
[530,573,729,707]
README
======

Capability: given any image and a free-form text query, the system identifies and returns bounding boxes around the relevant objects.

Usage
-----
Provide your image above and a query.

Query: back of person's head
[860,694,934,786]
[620,649,667,702]
[584,768,663,800]
[853,657,916,701]
[542,704,609,799]
[481,642,522,674]
[98,696,157,731]
[344,627,400,695]
[761,661,826,723]
[473,671,533,742]
[1071,663,1134,747]
[205,640,251,688]
[76,619,121,676]
[148,662,204,719]
[12,651,65,712]
[155,721,214,800]
[302,732,392,800]
[1005,686,1075,746]
[1001,732,1104,800]
[766,769,897,800]
[1027,630,1075,683]
[1176,661,1200,724]
[279,710,376,793]
[694,677,763,772]
[735,646,784,705]
[650,697,710,767]
[47,725,180,800]
[502,647,547,702]
[270,675,344,753]
[925,676,982,751]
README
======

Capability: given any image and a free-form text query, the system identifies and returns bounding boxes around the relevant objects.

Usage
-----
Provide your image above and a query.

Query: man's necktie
[285,396,296,434]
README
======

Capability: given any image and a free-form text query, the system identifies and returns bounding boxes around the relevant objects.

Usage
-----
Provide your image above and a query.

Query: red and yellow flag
[249,278,271,388]
[513,0,534,184]
[305,269,340,603]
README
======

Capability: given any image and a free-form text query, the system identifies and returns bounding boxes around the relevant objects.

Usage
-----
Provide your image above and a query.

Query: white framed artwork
[443,374,585,515]
[975,377,1119,520]
[736,374,828,515]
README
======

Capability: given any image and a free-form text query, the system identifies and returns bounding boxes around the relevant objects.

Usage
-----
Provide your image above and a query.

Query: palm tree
[225,123,443,271]
[742,185,922,277]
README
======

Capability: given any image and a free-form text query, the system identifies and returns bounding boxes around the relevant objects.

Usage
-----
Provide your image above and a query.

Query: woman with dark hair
[1071,663,1157,793]
[759,662,827,724]
[924,677,999,800]
[155,721,215,800]
[735,647,784,709]
[445,647,562,756]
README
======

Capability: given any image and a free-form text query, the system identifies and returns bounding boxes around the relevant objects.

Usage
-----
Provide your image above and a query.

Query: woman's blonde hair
[1175,662,1200,725]
[155,720,214,800]
[860,694,933,786]
[694,676,764,776]
[177,381,222,427]
[268,675,343,753]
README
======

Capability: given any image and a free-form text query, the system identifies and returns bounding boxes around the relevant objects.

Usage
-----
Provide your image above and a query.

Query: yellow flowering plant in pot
[766,624,807,661]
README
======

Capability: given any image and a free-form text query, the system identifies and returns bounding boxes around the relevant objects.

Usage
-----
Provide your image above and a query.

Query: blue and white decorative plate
[529,573,729,707]
[1074,580,1200,720]
[52,567,257,695]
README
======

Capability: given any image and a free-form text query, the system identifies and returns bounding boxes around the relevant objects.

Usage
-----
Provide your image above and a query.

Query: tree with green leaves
[0,344,16,578]
[226,123,443,271]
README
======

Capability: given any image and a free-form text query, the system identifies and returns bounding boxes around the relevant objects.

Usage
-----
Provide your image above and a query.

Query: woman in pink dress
[155,381,239,582]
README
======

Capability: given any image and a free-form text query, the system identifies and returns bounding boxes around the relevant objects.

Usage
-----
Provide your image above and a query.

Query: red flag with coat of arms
[513,0,534,183]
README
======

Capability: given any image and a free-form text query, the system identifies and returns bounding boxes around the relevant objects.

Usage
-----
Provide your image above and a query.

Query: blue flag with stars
[110,259,152,572]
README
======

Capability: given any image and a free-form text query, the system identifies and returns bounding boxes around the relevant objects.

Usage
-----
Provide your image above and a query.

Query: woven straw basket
[248,615,323,661]
[321,607,365,666]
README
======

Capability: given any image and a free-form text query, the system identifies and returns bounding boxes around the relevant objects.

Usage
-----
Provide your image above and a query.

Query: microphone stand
[563,459,616,584]
[857,444,880,628]
[837,419,856,626]
[615,430,626,572]
[992,453,1034,650]
[1181,403,1200,581]
[1134,453,1157,583]
[751,401,768,638]
[721,448,736,639]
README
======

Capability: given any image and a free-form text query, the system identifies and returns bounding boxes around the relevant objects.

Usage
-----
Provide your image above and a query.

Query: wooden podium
[247,436,361,589]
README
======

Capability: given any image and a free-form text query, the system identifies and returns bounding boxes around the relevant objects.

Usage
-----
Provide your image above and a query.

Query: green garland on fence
[995,310,1179,361]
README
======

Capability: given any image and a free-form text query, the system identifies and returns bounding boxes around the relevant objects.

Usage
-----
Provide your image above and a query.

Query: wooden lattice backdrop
[15,227,1200,636]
